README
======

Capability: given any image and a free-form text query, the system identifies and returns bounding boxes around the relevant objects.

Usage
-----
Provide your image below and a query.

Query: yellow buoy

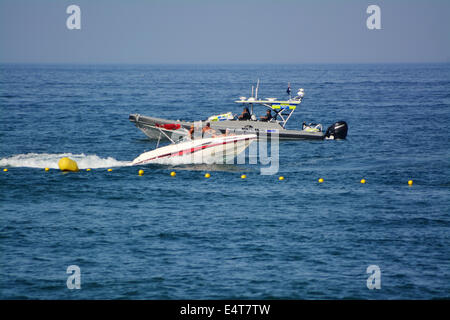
[408,180,413,186]
[138,169,144,176]
[3,168,8,172]
[360,179,366,184]
[318,178,324,183]
[44,167,49,171]
[86,168,91,171]
[241,174,247,179]
[107,168,112,172]
[279,176,285,181]
[170,171,176,177]
[58,157,79,172]
[205,173,211,178]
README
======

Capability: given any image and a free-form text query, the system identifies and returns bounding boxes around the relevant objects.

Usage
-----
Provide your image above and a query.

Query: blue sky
[1,0,449,63]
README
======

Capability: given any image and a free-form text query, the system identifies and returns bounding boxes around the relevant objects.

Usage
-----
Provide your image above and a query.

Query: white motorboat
[132,126,257,166]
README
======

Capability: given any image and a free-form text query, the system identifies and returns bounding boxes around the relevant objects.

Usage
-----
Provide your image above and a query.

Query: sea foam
[0,153,131,169]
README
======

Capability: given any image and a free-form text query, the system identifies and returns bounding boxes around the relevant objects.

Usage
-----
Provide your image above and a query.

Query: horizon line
[1,61,450,65]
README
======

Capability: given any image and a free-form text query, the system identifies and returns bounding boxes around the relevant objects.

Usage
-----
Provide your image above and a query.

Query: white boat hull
[132,134,257,166]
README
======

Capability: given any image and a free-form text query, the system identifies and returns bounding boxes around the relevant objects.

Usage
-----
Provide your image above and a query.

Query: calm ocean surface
[0,63,449,299]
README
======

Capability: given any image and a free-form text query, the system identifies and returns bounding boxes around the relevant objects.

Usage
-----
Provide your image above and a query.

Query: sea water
[0,63,449,299]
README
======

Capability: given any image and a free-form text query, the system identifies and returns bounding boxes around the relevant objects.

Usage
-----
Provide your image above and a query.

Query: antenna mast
[255,79,260,100]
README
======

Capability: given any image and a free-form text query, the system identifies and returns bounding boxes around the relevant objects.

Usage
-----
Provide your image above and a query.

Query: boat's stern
[324,121,348,140]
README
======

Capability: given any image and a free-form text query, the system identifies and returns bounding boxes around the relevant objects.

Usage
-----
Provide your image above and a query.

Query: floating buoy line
[1,157,415,185]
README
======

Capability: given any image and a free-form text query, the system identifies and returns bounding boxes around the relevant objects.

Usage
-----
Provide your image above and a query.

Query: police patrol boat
[129,82,348,141]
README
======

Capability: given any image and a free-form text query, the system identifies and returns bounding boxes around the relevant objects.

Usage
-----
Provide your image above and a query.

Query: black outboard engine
[325,121,348,140]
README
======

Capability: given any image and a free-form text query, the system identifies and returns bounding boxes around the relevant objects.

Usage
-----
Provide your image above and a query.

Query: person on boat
[238,107,251,120]
[202,122,219,138]
[188,125,195,139]
[260,109,273,122]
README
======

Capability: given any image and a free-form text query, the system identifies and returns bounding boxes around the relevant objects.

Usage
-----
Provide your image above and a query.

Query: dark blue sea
[0,63,449,299]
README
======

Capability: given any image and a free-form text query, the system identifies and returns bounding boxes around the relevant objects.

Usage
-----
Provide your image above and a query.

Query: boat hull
[132,134,257,166]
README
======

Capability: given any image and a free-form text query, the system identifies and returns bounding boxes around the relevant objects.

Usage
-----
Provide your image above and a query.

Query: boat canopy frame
[234,80,304,129]
[234,98,301,129]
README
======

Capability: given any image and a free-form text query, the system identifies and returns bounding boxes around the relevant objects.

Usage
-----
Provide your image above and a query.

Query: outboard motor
[325,121,348,140]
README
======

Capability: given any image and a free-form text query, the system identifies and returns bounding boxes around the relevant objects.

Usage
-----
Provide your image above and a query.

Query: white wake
[0,153,131,169]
